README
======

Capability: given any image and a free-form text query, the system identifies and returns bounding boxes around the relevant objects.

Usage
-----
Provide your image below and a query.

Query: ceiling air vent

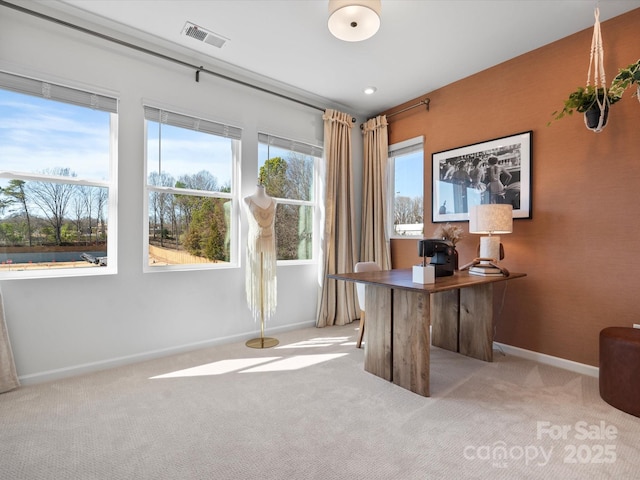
[182,22,228,48]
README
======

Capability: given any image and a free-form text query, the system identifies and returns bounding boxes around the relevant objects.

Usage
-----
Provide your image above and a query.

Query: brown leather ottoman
[599,327,640,417]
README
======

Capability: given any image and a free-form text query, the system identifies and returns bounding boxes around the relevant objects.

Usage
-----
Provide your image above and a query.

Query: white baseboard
[494,342,599,378]
[19,324,598,385]
[18,320,316,385]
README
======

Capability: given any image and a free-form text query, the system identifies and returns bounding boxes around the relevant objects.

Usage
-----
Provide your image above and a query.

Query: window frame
[0,71,118,280]
[257,132,321,265]
[387,136,424,239]
[142,104,241,273]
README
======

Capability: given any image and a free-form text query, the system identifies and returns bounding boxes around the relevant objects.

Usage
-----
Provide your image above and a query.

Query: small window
[0,71,117,278]
[144,106,240,270]
[388,136,424,237]
[258,133,320,261]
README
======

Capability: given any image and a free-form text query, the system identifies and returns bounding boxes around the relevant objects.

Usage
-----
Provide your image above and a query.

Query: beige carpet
[1,324,639,479]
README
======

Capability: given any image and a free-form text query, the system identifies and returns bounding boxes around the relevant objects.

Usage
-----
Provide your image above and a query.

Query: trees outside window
[0,72,116,277]
[144,107,239,269]
[258,133,320,261]
[388,137,424,237]
[27,167,77,246]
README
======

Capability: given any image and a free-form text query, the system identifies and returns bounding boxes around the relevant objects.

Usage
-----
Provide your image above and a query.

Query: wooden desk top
[328,268,526,294]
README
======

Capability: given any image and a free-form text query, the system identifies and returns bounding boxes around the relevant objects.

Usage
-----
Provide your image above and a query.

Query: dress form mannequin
[244,184,272,210]
[243,183,278,348]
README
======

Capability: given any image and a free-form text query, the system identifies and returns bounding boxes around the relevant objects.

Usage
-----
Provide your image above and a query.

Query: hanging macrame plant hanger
[585,7,609,132]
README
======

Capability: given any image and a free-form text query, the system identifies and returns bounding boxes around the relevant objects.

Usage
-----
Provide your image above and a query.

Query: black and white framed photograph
[432,131,532,223]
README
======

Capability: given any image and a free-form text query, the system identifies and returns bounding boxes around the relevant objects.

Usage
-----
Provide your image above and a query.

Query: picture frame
[432,131,532,223]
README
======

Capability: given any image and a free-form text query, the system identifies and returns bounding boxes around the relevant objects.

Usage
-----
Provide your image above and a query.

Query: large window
[257,133,320,262]
[388,136,424,237]
[144,106,240,270]
[0,71,117,278]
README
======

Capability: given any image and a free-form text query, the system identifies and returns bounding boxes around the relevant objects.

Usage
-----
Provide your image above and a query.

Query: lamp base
[479,235,501,262]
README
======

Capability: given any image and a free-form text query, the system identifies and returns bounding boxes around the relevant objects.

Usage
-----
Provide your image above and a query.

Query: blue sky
[394,150,423,199]
[147,122,233,189]
[0,89,110,184]
[0,89,234,191]
[2,88,424,200]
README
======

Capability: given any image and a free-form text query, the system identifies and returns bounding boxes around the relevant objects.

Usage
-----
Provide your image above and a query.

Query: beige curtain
[360,115,391,269]
[0,287,19,393]
[316,109,358,327]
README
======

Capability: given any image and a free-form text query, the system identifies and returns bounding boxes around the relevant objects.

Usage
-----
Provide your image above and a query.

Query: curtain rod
[1,0,358,121]
[360,97,430,129]
[386,98,430,118]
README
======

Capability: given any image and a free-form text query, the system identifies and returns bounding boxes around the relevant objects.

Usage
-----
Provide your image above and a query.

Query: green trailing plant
[549,59,640,125]
[609,59,640,99]
[549,86,621,124]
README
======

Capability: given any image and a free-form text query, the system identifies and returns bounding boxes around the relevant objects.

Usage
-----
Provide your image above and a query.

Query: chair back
[354,262,381,311]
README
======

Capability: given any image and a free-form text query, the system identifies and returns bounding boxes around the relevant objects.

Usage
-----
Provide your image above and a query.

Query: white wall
[0,6,364,383]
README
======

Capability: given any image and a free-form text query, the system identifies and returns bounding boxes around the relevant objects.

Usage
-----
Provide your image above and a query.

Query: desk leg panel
[431,290,459,352]
[393,290,431,397]
[459,283,493,361]
[364,285,392,381]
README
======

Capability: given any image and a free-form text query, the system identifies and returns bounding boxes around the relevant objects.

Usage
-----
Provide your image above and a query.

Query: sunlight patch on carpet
[149,352,350,378]
[149,357,279,379]
[240,354,348,372]
[275,337,352,349]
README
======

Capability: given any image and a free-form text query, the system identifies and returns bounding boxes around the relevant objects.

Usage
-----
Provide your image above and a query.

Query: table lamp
[468,204,513,262]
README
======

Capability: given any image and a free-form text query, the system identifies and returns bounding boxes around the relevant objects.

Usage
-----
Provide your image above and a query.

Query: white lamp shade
[469,204,513,234]
[328,0,381,42]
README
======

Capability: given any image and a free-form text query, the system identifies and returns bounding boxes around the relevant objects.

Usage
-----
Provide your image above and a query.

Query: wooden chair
[354,261,381,349]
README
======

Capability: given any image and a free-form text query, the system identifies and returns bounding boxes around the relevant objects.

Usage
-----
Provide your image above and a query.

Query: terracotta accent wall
[386,8,640,367]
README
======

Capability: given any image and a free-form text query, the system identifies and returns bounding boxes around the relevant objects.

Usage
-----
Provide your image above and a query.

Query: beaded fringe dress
[245,198,277,323]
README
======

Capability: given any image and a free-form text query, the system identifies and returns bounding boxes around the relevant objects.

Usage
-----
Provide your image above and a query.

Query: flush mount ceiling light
[363,86,377,95]
[328,0,381,42]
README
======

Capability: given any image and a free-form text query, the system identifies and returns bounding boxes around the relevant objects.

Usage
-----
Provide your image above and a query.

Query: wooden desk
[328,269,526,397]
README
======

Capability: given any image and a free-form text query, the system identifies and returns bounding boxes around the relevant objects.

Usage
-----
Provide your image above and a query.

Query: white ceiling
[14,0,640,117]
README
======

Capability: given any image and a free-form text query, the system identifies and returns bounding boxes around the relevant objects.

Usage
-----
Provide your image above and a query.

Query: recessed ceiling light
[364,86,377,95]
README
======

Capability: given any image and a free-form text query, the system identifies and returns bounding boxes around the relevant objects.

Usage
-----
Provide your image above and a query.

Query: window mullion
[147,185,231,199]
[0,171,110,188]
